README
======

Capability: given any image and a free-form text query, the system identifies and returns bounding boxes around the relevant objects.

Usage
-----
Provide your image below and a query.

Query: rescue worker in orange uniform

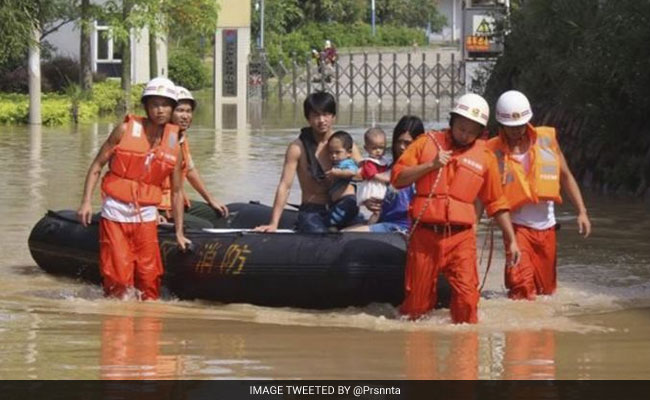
[392,93,521,323]
[77,77,190,300]
[487,90,591,300]
[158,86,229,229]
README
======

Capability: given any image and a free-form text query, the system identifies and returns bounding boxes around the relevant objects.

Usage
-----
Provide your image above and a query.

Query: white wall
[44,22,80,59]
[431,0,462,43]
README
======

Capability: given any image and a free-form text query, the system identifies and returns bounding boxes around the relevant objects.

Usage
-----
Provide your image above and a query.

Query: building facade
[44,0,167,84]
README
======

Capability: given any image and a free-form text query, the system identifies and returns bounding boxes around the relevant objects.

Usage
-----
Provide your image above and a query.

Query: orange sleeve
[478,150,510,217]
[390,135,429,189]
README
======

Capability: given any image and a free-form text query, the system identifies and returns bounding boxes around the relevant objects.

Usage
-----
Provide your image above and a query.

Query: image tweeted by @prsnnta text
[249,384,401,397]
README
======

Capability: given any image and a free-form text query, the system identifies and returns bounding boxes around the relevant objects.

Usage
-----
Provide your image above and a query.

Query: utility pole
[371,0,376,36]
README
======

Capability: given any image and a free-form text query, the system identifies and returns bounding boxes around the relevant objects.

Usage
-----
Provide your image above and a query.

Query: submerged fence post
[392,53,397,119]
[306,55,312,96]
[378,53,383,101]
[450,53,456,111]
[292,55,297,102]
[421,52,426,120]
[363,52,369,103]
[335,61,340,105]
[278,60,284,101]
[407,52,412,115]
[436,53,441,122]
[349,52,354,101]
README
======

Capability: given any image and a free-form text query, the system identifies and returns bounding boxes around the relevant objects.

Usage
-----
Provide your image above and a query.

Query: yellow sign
[466,35,490,52]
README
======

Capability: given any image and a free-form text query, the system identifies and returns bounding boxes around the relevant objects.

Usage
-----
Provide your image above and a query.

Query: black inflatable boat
[28,202,450,309]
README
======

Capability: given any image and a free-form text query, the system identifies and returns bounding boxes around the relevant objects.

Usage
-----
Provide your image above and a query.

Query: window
[95,22,121,62]
[94,21,121,77]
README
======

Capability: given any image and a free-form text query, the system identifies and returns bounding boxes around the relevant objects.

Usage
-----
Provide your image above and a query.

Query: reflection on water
[0,99,649,379]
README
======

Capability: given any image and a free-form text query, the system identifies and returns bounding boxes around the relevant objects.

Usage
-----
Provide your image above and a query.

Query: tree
[0,0,77,123]
[100,0,219,110]
[375,0,445,30]
[79,0,93,91]
[485,0,650,195]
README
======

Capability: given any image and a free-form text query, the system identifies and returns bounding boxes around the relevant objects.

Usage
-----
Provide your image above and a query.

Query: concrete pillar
[214,0,251,132]
[28,27,42,125]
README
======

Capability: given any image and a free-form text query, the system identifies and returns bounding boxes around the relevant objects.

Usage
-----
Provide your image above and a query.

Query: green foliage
[374,0,446,30]
[168,50,210,90]
[485,0,650,194]
[252,0,440,65]
[0,96,29,124]
[0,81,144,125]
[91,80,124,113]
[264,22,427,66]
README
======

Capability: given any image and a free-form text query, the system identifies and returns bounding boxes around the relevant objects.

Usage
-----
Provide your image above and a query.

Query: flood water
[1,98,650,379]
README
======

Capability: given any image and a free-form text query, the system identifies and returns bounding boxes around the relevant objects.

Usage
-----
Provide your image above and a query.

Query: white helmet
[450,93,490,126]
[141,76,177,104]
[176,86,196,109]
[495,90,533,126]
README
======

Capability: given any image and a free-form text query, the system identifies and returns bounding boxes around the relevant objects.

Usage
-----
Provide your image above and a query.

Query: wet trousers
[505,224,557,300]
[99,218,163,300]
[400,227,479,324]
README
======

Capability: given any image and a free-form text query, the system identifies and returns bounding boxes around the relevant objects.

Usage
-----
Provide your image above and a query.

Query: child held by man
[325,131,360,230]
[356,128,390,224]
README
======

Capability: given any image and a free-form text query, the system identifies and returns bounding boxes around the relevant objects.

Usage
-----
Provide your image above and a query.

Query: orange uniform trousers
[99,218,163,300]
[505,224,557,300]
[400,227,479,324]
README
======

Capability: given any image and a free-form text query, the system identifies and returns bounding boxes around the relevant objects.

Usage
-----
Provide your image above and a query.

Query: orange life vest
[411,130,487,226]
[159,136,192,211]
[486,124,562,211]
[101,114,180,207]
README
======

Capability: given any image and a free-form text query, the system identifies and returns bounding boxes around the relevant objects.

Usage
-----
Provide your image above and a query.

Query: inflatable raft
[28,202,450,309]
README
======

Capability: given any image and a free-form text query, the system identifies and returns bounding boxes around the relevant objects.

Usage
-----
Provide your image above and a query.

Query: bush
[264,22,427,66]
[0,97,28,124]
[168,50,209,90]
[0,56,105,94]
[92,80,124,113]
[0,81,144,125]
[41,57,80,92]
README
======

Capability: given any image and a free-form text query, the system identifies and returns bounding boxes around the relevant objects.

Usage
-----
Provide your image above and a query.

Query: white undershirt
[509,151,556,230]
[101,196,158,223]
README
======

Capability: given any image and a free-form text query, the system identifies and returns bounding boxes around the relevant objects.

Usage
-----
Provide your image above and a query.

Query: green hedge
[168,49,210,90]
[263,22,427,66]
[0,81,144,125]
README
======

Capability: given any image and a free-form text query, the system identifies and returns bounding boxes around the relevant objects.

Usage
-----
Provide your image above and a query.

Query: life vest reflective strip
[101,114,180,207]
[411,130,487,226]
[159,137,192,211]
[487,124,562,211]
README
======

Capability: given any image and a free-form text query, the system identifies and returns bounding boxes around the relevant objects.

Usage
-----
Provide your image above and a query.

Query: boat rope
[406,132,445,245]
[478,218,495,293]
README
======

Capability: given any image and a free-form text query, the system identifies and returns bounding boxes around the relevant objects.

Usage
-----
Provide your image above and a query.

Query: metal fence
[249,50,466,122]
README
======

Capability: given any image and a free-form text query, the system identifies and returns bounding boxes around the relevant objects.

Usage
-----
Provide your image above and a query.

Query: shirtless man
[255,92,361,233]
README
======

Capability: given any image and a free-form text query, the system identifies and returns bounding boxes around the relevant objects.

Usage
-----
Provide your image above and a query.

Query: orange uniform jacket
[102,114,180,207]
[486,124,562,211]
[159,136,194,211]
[392,129,509,222]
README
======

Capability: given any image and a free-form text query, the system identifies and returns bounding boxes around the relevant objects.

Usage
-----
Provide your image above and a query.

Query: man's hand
[505,240,521,268]
[176,231,192,251]
[77,201,93,227]
[325,168,343,180]
[209,199,229,218]
[254,224,277,233]
[431,149,452,170]
[577,212,591,238]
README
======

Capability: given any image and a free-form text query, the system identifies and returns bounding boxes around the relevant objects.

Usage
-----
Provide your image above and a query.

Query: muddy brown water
[1,101,649,379]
